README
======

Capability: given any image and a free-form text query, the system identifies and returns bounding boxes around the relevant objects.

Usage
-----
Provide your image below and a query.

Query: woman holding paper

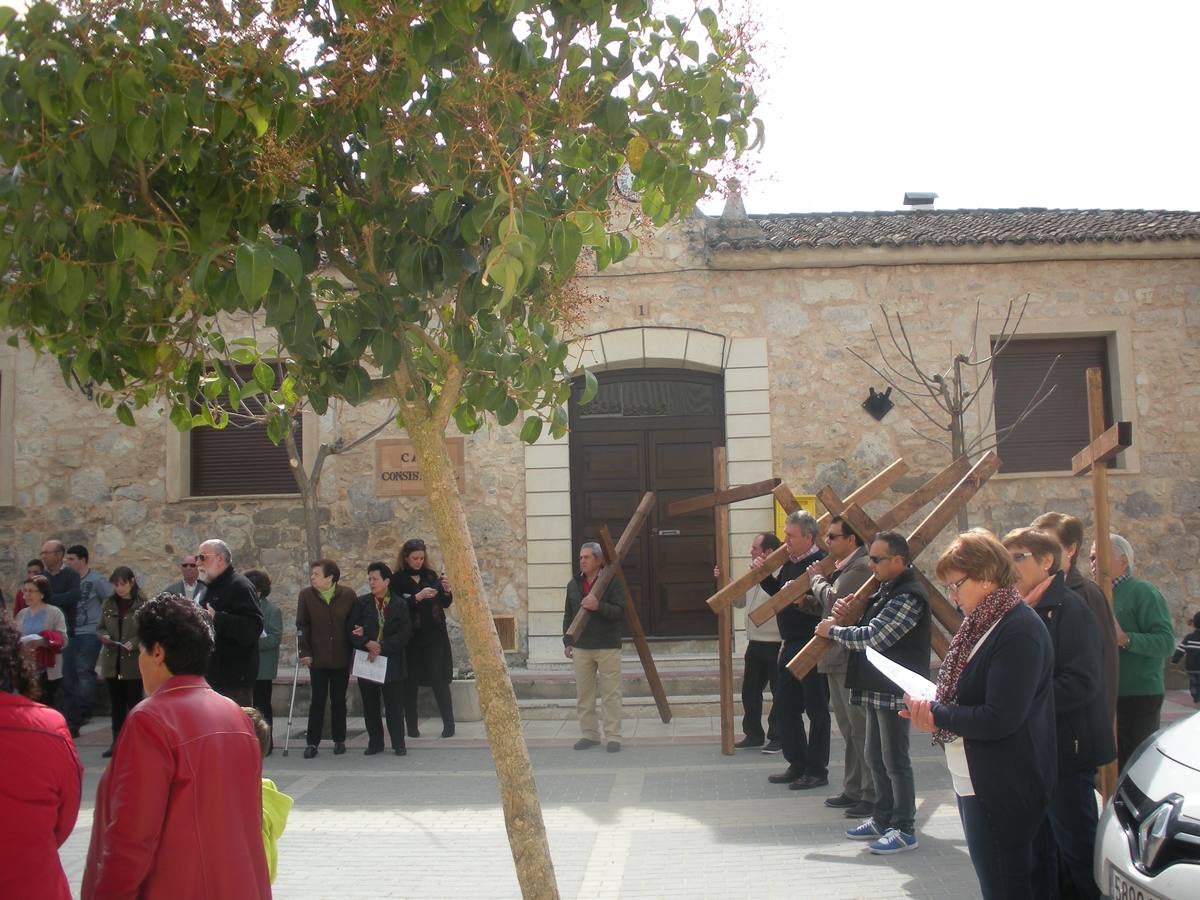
[902,530,1056,900]
[14,574,68,707]
[296,558,358,759]
[349,562,413,755]
[1004,527,1113,900]
[393,539,456,738]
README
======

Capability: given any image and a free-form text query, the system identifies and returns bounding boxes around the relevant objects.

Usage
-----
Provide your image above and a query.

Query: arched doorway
[568,369,723,638]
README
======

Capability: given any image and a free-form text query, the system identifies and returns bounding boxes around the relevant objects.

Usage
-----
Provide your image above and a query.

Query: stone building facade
[2,203,1198,671]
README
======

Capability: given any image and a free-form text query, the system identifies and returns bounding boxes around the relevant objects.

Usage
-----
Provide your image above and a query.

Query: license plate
[1111,867,1164,900]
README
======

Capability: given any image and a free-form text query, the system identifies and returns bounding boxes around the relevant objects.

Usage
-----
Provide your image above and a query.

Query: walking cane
[282,628,303,757]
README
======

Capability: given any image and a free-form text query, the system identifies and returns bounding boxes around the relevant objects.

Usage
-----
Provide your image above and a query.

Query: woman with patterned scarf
[902,530,1057,900]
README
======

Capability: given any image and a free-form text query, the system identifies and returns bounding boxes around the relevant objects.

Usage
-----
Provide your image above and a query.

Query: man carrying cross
[763,511,830,789]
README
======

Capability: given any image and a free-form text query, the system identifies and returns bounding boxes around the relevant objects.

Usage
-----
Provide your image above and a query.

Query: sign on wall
[774,494,818,538]
[375,438,466,496]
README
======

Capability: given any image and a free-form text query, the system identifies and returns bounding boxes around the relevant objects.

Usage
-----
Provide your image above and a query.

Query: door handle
[655,529,681,536]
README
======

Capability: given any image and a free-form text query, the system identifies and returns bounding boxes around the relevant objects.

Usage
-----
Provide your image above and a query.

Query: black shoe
[101,747,113,758]
[606,741,621,753]
[768,766,803,784]
[734,736,765,749]
[441,725,455,738]
[407,727,420,738]
[333,742,346,755]
[789,774,829,790]
[760,739,783,754]
[70,727,81,739]
[364,746,383,756]
[394,747,407,756]
[82,714,92,725]
[303,745,318,759]
[574,738,601,750]
[845,801,875,818]
[824,793,858,808]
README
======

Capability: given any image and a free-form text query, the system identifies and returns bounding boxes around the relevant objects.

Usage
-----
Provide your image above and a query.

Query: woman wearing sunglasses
[902,529,1056,899]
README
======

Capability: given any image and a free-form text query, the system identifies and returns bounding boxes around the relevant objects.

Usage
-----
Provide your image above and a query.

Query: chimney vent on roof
[903,192,938,210]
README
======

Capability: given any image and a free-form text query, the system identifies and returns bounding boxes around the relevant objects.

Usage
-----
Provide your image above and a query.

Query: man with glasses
[162,555,206,605]
[810,516,875,818]
[1090,533,1175,768]
[815,531,930,855]
[194,539,262,705]
[762,511,830,789]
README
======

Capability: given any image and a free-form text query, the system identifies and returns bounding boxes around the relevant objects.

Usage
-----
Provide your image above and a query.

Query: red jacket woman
[0,619,83,900]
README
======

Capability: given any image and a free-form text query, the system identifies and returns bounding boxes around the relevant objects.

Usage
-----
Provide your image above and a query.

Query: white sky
[705,0,1200,215]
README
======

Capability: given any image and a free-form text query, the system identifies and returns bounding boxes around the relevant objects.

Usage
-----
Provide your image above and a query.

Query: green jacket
[562,572,626,650]
[256,596,283,681]
[98,594,144,680]
[1113,575,1175,696]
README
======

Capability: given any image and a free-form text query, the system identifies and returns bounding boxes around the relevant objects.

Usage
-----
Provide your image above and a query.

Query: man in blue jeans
[64,544,112,736]
[816,531,930,855]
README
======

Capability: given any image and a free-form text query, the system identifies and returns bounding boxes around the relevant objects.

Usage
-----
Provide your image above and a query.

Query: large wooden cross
[785,450,1000,679]
[1071,365,1132,800]
[562,492,673,723]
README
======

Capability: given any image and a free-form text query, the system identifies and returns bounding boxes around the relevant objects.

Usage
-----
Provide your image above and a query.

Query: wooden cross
[596,523,672,723]
[786,450,1000,679]
[564,491,656,643]
[745,456,972,628]
[1071,365,1132,800]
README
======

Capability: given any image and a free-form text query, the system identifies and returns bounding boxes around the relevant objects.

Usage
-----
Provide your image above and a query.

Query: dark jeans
[741,640,781,742]
[405,679,454,735]
[1189,673,1200,704]
[865,704,916,834]
[1032,769,1100,900]
[307,667,349,747]
[65,631,102,730]
[39,674,61,709]
[253,679,275,748]
[958,794,1037,899]
[776,641,830,778]
[1116,694,1163,769]
[361,679,407,750]
[106,678,144,742]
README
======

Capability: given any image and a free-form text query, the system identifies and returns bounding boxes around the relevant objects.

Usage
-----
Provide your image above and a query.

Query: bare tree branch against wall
[849,295,1059,528]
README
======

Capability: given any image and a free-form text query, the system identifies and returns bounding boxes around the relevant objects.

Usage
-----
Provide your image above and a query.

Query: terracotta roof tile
[706,208,1200,251]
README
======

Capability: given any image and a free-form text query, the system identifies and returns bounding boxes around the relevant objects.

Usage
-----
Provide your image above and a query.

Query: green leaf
[126,118,155,159]
[341,365,372,405]
[58,262,84,314]
[519,416,543,443]
[496,395,518,426]
[253,361,274,392]
[162,95,188,152]
[333,305,360,346]
[371,331,402,375]
[90,125,117,165]
[580,368,598,403]
[235,242,274,302]
[116,404,135,427]
[271,244,303,287]
[0,7,16,31]
[550,404,568,438]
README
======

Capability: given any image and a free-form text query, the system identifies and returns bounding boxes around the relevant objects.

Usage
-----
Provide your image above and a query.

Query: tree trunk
[285,428,324,567]
[406,417,560,900]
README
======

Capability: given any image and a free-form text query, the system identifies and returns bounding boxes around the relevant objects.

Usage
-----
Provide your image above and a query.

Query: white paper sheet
[865,647,936,700]
[352,649,388,684]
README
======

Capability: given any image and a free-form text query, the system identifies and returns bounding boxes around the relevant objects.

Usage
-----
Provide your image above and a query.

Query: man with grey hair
[1091,532,1175,768]
[562,540,626,752]
[194,538,262,704]
[762,511,830,789]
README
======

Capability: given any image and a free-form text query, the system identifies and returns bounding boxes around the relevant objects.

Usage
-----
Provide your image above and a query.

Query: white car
[1095,712,1200,899]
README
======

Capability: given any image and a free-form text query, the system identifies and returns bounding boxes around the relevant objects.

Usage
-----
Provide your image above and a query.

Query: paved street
[59,691,1197,899]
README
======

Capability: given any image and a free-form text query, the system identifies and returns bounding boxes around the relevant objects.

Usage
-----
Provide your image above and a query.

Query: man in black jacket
[762,511,829,789]
[816,531,930,855]
[194,538,262,705]
[562,541,626,752]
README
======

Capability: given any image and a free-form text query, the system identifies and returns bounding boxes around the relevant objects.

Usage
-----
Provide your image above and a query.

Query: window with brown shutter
[991,336,1113,473]
[189,367,300,496]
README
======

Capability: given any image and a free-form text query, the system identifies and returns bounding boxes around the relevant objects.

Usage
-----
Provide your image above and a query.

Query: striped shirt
[829,589,925,711]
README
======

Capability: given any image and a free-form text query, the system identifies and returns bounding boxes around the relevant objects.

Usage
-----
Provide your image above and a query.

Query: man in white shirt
[730,532,785,753]
[163,555,205,605]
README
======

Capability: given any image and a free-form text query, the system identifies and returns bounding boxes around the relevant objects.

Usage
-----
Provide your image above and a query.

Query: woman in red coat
[83,593,270,899]
[0,615,83,900]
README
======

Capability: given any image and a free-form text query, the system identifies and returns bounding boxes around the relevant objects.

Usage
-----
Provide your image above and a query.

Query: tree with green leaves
[0,1,759,894]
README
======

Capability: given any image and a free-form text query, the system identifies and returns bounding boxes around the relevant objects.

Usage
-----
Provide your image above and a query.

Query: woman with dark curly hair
[0,615,83,900]
[394,538,455,738]
[83,593,269,899]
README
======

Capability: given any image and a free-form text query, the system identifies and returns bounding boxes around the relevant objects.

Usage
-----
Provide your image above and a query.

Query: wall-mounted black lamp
[863,386,894,421]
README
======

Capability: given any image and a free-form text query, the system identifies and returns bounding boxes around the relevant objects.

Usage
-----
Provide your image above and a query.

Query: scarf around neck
[932,584,1022,746]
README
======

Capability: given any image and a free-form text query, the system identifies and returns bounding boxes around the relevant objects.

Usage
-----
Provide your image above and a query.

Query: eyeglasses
[195,554,210,563]
[1010,552,1034,563]
[181,563,198,568]
[944,574,970,594]
[868,554,894,564]
[826,531,847,540]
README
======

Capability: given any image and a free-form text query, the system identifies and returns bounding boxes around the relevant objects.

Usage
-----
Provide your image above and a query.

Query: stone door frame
[523,326,776,665]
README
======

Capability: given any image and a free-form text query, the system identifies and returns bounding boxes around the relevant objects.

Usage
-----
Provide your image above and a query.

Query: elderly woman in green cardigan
[245,569,283,755]
[1090,533,1176,768]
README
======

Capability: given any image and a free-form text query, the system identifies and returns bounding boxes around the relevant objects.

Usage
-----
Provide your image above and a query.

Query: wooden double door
[569,371,723,638]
